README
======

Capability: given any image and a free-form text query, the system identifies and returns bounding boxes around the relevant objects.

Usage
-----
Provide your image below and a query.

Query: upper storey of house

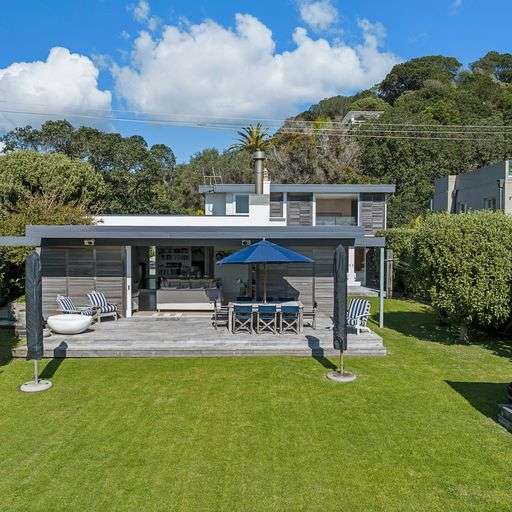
[198,182,395,235]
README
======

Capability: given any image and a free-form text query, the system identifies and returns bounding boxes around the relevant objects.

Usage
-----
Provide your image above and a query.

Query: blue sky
[0,0,511,162]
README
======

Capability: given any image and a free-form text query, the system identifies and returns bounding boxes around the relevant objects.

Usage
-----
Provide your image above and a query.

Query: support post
[386,249,394,299]
[125,245,132,318]
[379,247,385,328]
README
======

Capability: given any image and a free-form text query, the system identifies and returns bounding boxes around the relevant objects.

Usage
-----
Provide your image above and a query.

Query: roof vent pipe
[253,150,265,195]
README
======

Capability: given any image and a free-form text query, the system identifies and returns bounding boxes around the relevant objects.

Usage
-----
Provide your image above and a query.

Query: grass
[0,298,511,512]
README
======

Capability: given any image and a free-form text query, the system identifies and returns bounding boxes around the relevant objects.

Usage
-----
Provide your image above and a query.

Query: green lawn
[0,299,511,512]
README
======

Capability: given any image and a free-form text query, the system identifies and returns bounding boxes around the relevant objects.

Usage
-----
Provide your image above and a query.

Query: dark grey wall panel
[360,193,386,235]
[41,246,125,319]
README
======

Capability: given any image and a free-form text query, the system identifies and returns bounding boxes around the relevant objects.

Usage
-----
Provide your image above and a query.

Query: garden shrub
[412,212,512,338]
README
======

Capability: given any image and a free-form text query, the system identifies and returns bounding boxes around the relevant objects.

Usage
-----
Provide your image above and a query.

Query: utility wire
[1,104,512,142]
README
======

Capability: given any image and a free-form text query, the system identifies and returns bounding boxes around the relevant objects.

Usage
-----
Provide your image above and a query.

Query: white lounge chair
[347,298,371,335]
[87,291,118,322]
[56,295,97,318]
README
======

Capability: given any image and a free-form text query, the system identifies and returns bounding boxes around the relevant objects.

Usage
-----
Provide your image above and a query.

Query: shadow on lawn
[0,328,18,367]
[382,308,512,361]
[40,357,65,379]
[446,381,508,420]
[39,342,68,379]
[306,336,337,370]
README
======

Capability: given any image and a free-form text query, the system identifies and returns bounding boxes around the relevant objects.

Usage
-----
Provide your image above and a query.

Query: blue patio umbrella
[217,239,313,302]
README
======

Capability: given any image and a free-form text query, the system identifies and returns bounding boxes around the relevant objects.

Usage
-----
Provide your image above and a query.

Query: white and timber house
[0,152,395,321]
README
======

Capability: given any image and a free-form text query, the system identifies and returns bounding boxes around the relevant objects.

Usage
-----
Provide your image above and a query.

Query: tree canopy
[471,51,512,83]
[378,56,462,103]
[0,151,106,212]
[2,121,178,214]
[289,51,512,226]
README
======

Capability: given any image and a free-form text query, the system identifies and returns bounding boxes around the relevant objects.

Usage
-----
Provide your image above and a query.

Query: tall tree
[0,151,106,212]
[471,51,512,83]
[1,121,178,214]
[379,56,462,103]
[230,124,271,153]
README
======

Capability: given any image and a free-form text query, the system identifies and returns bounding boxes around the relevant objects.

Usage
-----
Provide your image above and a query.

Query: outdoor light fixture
[83,239,95,246]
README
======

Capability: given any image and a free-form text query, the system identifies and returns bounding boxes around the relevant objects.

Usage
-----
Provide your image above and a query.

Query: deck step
[13,345,387,358]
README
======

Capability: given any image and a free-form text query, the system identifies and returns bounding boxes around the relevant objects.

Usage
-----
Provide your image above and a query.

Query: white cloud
[0,47,111,129]
[452,0,463,8]
[132,0,150,22]
[131,0,160,31]
[299,0,338,31]
[113,13,399,119]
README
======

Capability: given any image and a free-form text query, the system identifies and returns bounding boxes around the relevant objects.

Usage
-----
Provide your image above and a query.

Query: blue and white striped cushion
[57,295,95,315]
[57,295,77,313]
[87,291,108,308]
[80,308,96,316]
[347,299,370,327]
[87,291,116,313]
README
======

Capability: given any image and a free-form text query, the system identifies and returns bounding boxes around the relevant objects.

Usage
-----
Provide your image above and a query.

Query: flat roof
[26,224,362,239]
[0,226,385,247]
[198,183,396,194]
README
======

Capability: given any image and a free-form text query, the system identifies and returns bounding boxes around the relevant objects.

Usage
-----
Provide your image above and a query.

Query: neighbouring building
[0,151,395,319]
[432,160,512,213]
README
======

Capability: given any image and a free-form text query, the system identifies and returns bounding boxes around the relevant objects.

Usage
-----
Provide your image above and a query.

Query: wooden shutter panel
[360,193,385,235]
[287,194,313,226]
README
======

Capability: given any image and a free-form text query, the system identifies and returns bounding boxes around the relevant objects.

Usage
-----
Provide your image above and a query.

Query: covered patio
[12,311,386,358]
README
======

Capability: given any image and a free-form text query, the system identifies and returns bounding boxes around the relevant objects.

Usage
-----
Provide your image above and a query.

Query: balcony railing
[315,215,357,226]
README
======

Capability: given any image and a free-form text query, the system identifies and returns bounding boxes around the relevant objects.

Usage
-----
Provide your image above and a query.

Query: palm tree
[230,123,270,153]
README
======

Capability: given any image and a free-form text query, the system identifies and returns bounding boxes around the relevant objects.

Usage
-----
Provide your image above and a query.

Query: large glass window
[235,194,249,214]
[315,197,357,226]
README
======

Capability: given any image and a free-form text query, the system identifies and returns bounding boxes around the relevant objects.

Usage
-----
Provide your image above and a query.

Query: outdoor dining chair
[280,305,301,334]
[86,291,118,322]
[256,304,278,334]
[212,299,229,330]
[232,304,253,334]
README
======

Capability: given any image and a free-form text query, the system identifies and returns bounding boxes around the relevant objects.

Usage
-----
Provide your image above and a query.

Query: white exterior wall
[97,194,286,227]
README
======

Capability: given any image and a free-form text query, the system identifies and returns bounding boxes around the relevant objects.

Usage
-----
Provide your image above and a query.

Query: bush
[416,212,512,337]
[382,212,512,338]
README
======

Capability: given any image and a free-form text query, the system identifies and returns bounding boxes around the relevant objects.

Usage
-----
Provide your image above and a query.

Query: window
[235,194,249,214]
[270,192,283,217]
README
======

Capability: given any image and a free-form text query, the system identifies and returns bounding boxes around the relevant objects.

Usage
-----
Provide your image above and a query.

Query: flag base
[326,371,356,383]
[20,380,53,393]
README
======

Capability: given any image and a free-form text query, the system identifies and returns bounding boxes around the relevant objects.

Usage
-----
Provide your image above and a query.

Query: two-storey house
[0,151,395,319]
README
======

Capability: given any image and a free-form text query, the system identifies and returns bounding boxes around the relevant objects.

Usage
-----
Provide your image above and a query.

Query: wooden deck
[13,313,387,358]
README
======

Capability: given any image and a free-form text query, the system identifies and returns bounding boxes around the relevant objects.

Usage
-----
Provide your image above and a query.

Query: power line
[1,104,512,142]
[1,98,511,131]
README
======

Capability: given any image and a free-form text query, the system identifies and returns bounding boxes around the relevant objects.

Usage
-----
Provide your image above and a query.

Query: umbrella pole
[263,263,267,303]
[338,349,344,375]
[34,359,39,384]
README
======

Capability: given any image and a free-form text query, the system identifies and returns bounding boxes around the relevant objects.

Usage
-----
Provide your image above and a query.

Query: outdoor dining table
[228,301,304,334]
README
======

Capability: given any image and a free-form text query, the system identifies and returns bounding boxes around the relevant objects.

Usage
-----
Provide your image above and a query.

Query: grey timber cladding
[360,193,386,235]
[264,245,340,313]
[41,246,125,318]
[287,193,313,226]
